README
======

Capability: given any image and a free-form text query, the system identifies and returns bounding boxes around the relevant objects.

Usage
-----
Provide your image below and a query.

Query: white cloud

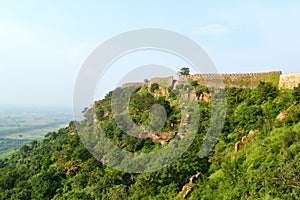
[194,24,231,37]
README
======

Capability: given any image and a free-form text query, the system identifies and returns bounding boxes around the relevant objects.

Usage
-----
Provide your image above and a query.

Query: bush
[150,83,159,92]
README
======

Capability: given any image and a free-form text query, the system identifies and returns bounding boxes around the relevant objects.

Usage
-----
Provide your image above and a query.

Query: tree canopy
[0,81,300,199]
[178,67,190,76]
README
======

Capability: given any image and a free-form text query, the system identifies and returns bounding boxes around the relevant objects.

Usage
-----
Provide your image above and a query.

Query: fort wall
[122,76,174,88]
[279,73,300,89]
[122,71,292,89]
[121,82,143,88]
[178,71,282,88]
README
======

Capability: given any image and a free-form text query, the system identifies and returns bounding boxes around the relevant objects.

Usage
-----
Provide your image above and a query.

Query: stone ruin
[122,76,174,88]
[122,71,286,90]
[177,71,282,89]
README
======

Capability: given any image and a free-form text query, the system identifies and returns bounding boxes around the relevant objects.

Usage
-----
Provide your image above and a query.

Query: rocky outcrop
[69,132,75,136]
[248,130,256,136]
[241,136,247,143]
[276,112,286,120]
[146,132,176,145]
[235,141,241,152]
[235,130,258,152]
[181,172,201,199]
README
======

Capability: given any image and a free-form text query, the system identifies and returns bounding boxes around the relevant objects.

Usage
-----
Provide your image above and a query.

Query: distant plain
[0,106,72,158]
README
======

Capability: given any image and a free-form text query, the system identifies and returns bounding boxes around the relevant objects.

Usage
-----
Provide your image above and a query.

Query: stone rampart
[122,82,143,88]
[179,71,282,88]
[121,71,294,90]
[279,73,300,89]
[122,76,174,88]
[144,76,174,87]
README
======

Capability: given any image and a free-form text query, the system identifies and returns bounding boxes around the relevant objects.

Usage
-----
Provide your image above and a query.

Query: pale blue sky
[1,1,300,107]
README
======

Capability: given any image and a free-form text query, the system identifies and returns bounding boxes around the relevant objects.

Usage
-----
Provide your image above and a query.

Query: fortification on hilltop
[121,82,144,88]
[122,76,174,88]
[143,76,174,87]
[121,70,300,90]
[177,71,282,89]
[279,73,300,89]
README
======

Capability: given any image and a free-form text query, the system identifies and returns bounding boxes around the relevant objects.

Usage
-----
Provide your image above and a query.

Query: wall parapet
[179,71,282,88]
[122,76,174,88]
[122,71,287,90]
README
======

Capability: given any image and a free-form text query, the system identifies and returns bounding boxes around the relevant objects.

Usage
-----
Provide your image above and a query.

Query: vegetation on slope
[0,82,299,199]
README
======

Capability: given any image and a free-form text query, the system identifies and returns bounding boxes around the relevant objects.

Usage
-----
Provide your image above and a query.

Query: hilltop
[122,70,300,90]
[0,71,300,199]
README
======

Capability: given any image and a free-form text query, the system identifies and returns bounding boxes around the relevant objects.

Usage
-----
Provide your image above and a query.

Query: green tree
[251,82,278,104]
[178,67,190,76]
[189,80,198,87]
[150,83,159,92]
[293,83,300,102]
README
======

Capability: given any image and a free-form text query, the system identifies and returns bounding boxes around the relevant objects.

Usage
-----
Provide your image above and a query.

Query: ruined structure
[143,76,174,87]
[177,71,282,89]
[122,71,283,89]
[122,76,174,88]
[279,72,300,89]
[121,82,143,88]
[120,70,300,90]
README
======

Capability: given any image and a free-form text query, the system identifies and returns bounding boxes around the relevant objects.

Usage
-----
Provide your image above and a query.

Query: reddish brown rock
[242,136,247,143]
[235,141,241,152]
[248,130,255,136]
[276,112,285,120]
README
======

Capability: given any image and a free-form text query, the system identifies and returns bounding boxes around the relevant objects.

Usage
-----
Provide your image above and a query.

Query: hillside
[0,74,300,199]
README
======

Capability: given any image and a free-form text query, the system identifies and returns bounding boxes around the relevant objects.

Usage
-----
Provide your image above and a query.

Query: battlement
[121,71,292,90]
[179,71,282,88]
[182,71,282,79]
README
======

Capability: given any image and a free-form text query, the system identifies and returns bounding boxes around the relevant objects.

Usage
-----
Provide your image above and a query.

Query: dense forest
[0,80,300,199]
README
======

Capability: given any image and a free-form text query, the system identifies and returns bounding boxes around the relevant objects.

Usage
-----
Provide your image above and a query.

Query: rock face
[242,136,247,143]
[146,132,176,144]
[181,172,201,199]
[276,112,286,120]
[201,92,211,102]
[235,141,241,152]
[69,132,75,136]
[152,88,169,97]
[189,172,201,184]
[279,73,300,89]
[248,130,255,136]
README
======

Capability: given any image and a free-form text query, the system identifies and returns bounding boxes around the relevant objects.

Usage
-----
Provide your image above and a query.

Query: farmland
[0,106,72,158]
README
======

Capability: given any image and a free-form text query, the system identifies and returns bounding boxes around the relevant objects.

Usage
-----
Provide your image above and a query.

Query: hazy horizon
[1,1,300,107]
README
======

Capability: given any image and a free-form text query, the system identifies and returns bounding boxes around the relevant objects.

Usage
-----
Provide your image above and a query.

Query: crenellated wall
[122,71,286,89]
[178,71,282,88]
